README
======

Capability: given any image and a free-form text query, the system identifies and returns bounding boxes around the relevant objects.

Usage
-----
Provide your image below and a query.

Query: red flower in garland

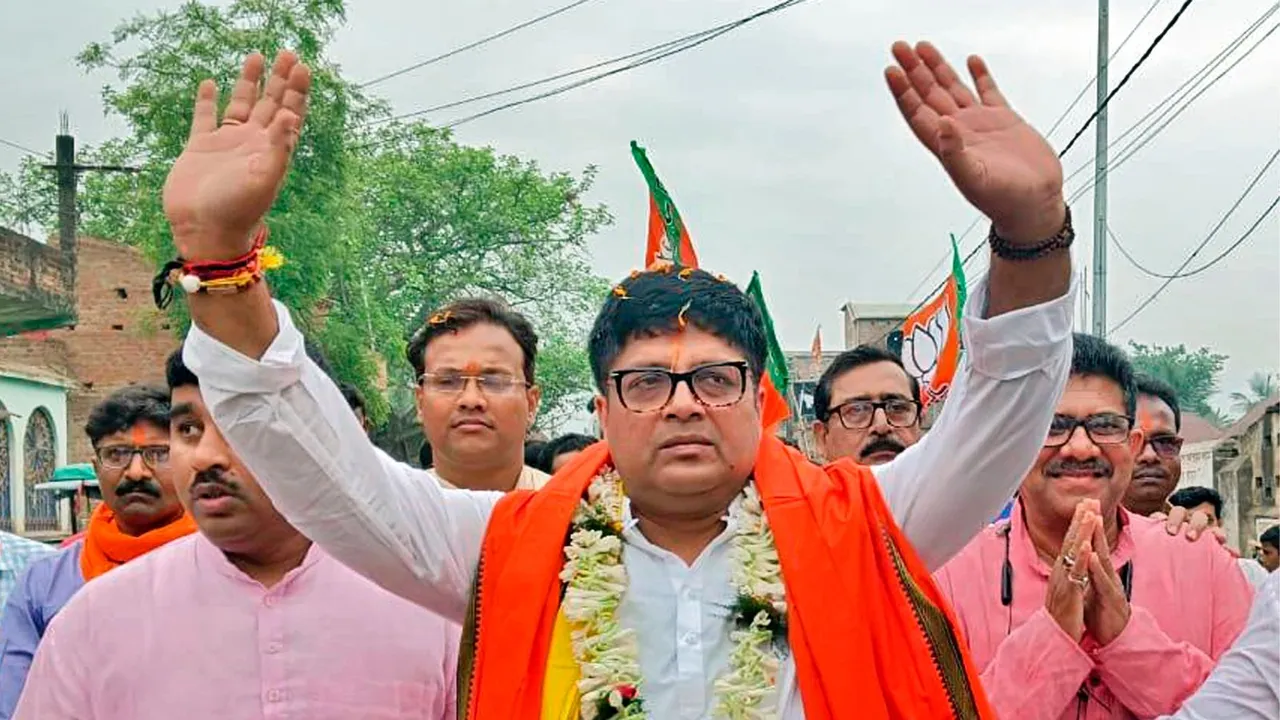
[617,684,637,702]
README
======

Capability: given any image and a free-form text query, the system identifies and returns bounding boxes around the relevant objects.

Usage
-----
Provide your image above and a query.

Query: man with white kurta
[170,41,1076,720]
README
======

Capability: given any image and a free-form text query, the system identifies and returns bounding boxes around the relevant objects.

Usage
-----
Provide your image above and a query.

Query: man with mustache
[933,333,1255,719]
[0,386,195,718]
[812,345,920,465]
[175,41,1086,718]
[1123,375,1182,518]
[408,298,549,491]
[14,348,460,719]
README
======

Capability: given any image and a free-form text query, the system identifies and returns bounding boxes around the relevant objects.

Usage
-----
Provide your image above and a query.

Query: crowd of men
[0,39,1275,720]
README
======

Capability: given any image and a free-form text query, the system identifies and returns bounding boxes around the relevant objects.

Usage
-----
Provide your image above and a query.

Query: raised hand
[885,41,1065,244]
[1085,519,1132,646]
[164,51,312,262]
[1045,501,1097,643]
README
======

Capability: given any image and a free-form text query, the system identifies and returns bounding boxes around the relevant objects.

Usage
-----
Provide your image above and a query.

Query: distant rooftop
[1180,413,1224,445]
[840,302,916,320]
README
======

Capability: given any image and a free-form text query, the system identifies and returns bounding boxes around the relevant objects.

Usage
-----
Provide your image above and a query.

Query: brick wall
[0,238,177,463]
[0,229,68,299]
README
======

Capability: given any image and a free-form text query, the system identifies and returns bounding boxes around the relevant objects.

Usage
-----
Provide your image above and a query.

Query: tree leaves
[0,0,610,433]
[1127,341,1228,422]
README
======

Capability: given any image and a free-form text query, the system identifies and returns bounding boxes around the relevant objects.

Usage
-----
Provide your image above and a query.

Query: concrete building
[1173,413,1225,492]
[1215,395,1280,554]
[839,302,913,351]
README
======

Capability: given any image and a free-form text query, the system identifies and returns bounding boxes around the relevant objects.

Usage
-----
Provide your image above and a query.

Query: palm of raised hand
[886,42,1063,242]
[164,51,311,261]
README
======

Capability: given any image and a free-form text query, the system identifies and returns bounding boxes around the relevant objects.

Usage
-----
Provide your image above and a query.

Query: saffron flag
[745,272,792,430]
[900,235,968,408]
[631,140,699,268]
[810,326,823,377]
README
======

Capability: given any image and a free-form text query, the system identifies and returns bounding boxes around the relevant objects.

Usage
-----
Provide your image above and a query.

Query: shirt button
[263,596,276,608]
[681,631,698,646]
[265,642,282,654]
[683,587,700,601]
[266,689,284,702]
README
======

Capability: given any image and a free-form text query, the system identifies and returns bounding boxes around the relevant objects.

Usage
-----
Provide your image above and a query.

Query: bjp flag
[900,236,967,408]
[631,141,699,268]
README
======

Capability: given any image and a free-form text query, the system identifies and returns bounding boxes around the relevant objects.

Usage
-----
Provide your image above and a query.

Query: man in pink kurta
[934,334,1252,720]
[14,349,460,719]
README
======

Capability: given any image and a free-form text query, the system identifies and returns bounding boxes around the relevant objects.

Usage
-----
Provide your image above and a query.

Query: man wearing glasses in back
[812,345,924,466]
[406,298,550,491]
[932,333,1253,719]
[0,386,195,718]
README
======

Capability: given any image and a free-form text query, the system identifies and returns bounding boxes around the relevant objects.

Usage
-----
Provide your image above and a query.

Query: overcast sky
[3,0,1277,412]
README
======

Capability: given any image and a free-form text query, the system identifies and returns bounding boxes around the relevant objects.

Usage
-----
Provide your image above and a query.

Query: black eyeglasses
[609,361,748,413]
[95,445,170,470]
[1144,433,1184,458]
[824,398,920,430]
[1045,413,1133,448]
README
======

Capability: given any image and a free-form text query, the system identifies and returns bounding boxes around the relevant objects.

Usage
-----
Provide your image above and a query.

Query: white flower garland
[559,467,786,720]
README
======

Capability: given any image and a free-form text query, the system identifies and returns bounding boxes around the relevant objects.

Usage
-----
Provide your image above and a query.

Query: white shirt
[185,272,1076,720]
[1159,570,1280,719]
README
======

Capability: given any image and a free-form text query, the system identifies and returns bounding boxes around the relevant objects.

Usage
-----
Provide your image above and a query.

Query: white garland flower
[561,470,785,720]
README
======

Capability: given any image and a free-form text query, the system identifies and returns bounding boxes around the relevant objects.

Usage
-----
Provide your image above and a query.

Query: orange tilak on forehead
[130,425,147,446]
[669,300,693,370]
[462,361,481,375]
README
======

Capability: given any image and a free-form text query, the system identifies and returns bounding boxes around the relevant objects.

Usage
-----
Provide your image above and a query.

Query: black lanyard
[999,522,1133,608]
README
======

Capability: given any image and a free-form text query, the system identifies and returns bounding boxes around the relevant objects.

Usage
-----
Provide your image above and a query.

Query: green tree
[1127,342,1228,420]
[0,0,610,431]
[1230,371,1278,416]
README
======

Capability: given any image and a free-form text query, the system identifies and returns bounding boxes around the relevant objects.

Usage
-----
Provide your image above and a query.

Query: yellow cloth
[541,609,581,720]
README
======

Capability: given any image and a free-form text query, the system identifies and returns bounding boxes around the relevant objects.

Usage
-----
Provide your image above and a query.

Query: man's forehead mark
[462,361,481,375]
[130,425,148,446]
[670,300,693,371]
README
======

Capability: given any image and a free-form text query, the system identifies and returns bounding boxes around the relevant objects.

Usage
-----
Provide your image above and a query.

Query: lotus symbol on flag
[902,305,951,387]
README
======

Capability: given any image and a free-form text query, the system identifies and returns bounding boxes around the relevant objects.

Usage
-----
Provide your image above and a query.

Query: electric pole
[41,113,138,295]
[1091,0,1110,337]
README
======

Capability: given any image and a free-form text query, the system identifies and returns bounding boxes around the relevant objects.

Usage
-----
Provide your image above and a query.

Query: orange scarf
[459,436,994,719]
[79,502,197,581]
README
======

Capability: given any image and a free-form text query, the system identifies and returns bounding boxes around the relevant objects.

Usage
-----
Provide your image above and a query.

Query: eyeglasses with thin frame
[418,371,530,396]
[823,398,920,430]
[609,361,749,413]
[1144,433,1184,458]
[1044,413,1133,447]
[95,445,170,470]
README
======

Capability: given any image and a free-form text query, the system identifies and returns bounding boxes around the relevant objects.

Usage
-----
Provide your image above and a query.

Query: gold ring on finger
[1068,574,1089,590]
[222,118,244,126]
[1061,553,1076,569]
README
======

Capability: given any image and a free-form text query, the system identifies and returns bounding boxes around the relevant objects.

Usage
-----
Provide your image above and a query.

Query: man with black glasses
[0,386,196,718]
[812,345,922,465]
[933,334,1254,720]
[1123,376,1184,518]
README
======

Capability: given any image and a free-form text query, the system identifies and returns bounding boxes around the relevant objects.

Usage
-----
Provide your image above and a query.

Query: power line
[902,5,1277,321]
[370,0,812,131]
[1044,0,1167,140]
[1058,0,1196,158]
[1062,2,1279,193]
[877,8,1276,348]
[895,0,1172,308]
[1108,148,1280,334]
[1109,194,1279,334]
[368,29,704,127]
[357,0,605,89]
[0,138,42,157]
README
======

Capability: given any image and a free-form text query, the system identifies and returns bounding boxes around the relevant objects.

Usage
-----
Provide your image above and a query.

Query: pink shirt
[15,534,459,720]
[934,505,1253,720]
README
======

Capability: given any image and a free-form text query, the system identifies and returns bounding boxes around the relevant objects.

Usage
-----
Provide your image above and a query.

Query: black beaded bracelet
[987,205,1074,261]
